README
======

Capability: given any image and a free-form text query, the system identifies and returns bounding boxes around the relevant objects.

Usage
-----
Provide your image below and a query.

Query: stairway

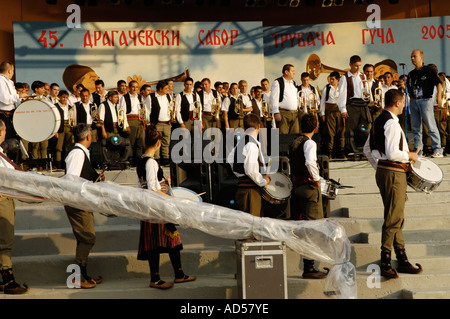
[1,157,449,299]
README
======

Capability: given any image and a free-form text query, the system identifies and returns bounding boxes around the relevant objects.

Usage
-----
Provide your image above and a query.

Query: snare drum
[407,158,443,194]
[13,99,61,143]
[170,187,203,202]
[261,172,293,205]
[320,177,339,199]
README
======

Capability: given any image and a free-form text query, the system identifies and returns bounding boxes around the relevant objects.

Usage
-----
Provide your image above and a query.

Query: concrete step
[402,287,450,299]
[335,179,450,194]
[358,229,450,245]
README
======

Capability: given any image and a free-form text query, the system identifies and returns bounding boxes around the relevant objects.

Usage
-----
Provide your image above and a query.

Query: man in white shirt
[363,89,422,279]
[98,90,130,140]
[227,113,270,218]
[238,80,253,111]
[320,71,345,159]
[338,55,372,153]
[222,82,249,130]
[68,84,84,107]
[54,90,72,169]
[64,123,104,288]
[146,80,172,165]
[89,79,107,107]
[0,61,25,140]
[198,78,221,131]
[289,113,328,279]
[47,83,60,104]
[261,78,271,102]
[270,64,299,134]
[176,77,200,133]
[74,88,98,142]
[0,119,29,294]
[299,72,320,118]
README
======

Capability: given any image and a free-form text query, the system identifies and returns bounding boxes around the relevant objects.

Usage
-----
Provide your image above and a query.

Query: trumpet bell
[306,54,347,81]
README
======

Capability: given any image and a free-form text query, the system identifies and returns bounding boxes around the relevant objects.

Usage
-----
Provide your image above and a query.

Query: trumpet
[168,94,177,123]
[261,100,273,121]
[193,100,202,121]
[374,87,384,108]
[68,105,77,127]
[90,103,102,127]
[234,95,245,119]
[361,78,371,102]
[298,91,306,112]
[306,54,347,81]
[211,96,221,121]
[138,101,148,124]
[306,93,319,114]
[117,108,126,131]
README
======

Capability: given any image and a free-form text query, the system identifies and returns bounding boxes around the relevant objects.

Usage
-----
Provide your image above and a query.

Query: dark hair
[117,80,126,86]
[384,89,404,108]
[15,82,24,89]
[106,90,119,99]
[58,90,69,97]
[184,77,194,84]
[243,113,260,130]
[31,80,45,92]
[50,82,59,88]
[384,71,393,77]
[128,80,138,88]
[75,83,85,90]
[330,71,340,79]
[301,72,310,79]
[282,64,294,74]
[349,55,361,64]
[0,61,13,74]
[156,80,169,92]
[80,88,90,95]
[300,113,317,134]
[95,79,105,87]
[140,84,151,92]
[144,124,162,148]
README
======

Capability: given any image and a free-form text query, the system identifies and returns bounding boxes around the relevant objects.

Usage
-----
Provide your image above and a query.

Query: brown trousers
[235,187,262,218]
[293,184,323,221]
[64,206,96,266]
[277,109,300,135]
[325,109,345,151]
[0,198,15,270]
[375,167,407,253]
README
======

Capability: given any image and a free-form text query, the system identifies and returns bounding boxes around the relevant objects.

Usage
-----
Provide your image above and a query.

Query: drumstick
[94,169,105,183]
[265,158,272,177]
[187,192,206,200]
[411,147,421,165]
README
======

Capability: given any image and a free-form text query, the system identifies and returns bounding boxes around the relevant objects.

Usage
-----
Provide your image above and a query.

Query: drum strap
[0,151,23,171]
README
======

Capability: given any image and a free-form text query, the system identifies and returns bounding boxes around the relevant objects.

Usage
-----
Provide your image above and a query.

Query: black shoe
[380,251,399,279]
[395,249,423,274]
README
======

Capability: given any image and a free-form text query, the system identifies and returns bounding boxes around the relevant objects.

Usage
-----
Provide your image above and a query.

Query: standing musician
[98,90,130,140]
[198,78,221,131]
[89,79,107,106]
[261,78,271,102]
[136,124,196,289]
[227,114,270,219]
[338,55,372,154]
[270,64,300,134]
[120,80,145,165]
[117,80,128,96]
[407,49,444,158]
[68,84,84,107]
[319,71,346,159]
[432,71,449,154]
[47,83,60,104]
[75,88,98,142]
[222,82,246,130]
[364,64,382,121]
[140,84,152,101]
[251,86,265,128]
[289,113,329,279]
[298,72,320,123]
[176,77,200,133]
[363,89,422,279]
[64,123,105,288]
[238,80,253,111]
[29,81,49,160]
[146,80,173,165]
[54,90,73,170]
[0,61,25,140]
[0,119,29,295]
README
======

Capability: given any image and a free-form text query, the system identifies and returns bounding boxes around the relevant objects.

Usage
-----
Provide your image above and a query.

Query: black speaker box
[170,162,212,203]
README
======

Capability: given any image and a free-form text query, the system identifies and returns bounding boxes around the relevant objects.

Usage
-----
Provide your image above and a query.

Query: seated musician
[227,113,270,218]
[289,113,328,279]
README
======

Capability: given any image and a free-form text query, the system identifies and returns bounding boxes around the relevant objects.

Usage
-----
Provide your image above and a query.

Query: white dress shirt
[146,92,171,122]
[80,102,93,125]
[227,129,267,187]
[56,102,69,121]
[175,91,199,124]
[337,71,365,113]
[303,138,321,182]
[319,84,338,116]
[270,77,298,113]
[0,74,21,111]
[65,143,90,177]
[119,93,141,115]
[299,85,320,115]
[68,94,80,107]
[0,146,15,169]
[363,110,410,169]
[137,156,161,192]
[200,90,216,112]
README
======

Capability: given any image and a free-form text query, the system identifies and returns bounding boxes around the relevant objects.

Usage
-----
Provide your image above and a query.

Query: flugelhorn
[306,54,347,81]
[117,108,126,131]
[68,105,77,127]
[168,94,177,123]
[307,92,319,114]
[234,95,245,119]
[361,76,371,102]
[298,91,306,112]
[261,100,273,121]
[138,100,148,124]
[193,100,202,121]
[211,96,221,121]
[374,87,383,108]
[91,103,102,127]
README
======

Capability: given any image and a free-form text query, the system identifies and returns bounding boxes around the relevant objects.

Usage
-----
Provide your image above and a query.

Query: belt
[157,121,170,124]
[0,110,14,117]
[203,111,212,115]
[325,103,339,111]
[377,160,411,172]
[292,173,313,188]
[279,109,298,113]
[127,114,140,120]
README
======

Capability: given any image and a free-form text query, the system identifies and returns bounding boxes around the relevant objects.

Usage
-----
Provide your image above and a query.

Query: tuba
[192,100,202,121]
[68,105,77,127]
[234,95,245,119]
[307,92,319,114]
[168,94,177,123]
[374,87,383,108]
[298,91,306,112]
[117,108,126,131]
[261,99,273,121]
[306,54,348,81]
[211,96,221,121]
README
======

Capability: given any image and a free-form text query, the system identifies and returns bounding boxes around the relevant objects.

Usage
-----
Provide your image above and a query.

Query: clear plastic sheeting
[0,168,357,298]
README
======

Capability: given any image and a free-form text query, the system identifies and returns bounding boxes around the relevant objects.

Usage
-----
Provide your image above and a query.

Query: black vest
[123,93,143,114]
[179,91,198,122]
[91,92,102,107]
[75,101,94,125]
[289,134,312,176]
[251,98,262,118]
[55,102,65,133]
[226,96,239,120]
[136,155,164,190]
[369,109,403,156]
[149,92,172,124]
[232,134,261,175]
[65,146,99,182]
[198,89,218,107]
[102,101,115,133]
[276,77,298,103]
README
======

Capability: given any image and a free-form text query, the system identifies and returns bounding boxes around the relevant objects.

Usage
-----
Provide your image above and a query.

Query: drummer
[289,113,328,279]
[227,113,270,219]
[363,89,422,279]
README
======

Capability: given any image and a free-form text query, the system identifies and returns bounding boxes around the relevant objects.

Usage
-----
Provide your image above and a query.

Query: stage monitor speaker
[318,155,330,217]
[170,162,212,203]
[209,162,239,209]
[278,133,301,156]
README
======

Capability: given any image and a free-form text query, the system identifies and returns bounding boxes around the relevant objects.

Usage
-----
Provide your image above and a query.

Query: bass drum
[170,187,203,202]
[13,99,61,143]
